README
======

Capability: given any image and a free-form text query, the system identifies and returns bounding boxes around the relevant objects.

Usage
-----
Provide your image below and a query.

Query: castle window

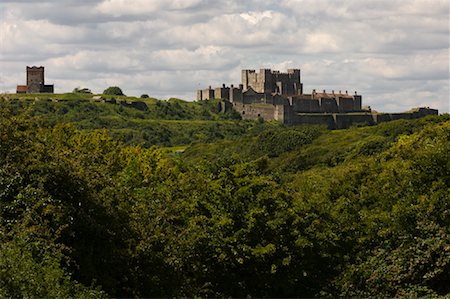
[242,111,245,115]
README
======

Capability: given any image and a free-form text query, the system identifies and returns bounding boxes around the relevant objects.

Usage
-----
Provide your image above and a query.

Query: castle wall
[353,95,362,111]
[261,69,273,94]
[234,103,277,121]
[390,113,415,120]
[372,108,438,123]
[264,94,290,105]
[233,102,292,123]
[230,86,243,102]
[275,104,294,124]
[290,113,374,129]
[214,85,230,100]
[199,87,215,100]
[242,90,265,104]
[337,97,355,112]
[196,90,203,101]
[415,107,439,116]
[291,97,321,113]
[219,100,233,113]
[320,98,339,113]
[333,114,375,129]
[372,113,392,123]
[292,114,336,129]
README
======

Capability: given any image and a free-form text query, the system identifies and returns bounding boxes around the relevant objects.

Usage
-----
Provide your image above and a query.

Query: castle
[16,66,54,94]
[197,68,438,128]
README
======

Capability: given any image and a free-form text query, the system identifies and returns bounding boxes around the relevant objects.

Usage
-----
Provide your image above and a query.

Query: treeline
[1,96,243,147]
[0,104,449,297]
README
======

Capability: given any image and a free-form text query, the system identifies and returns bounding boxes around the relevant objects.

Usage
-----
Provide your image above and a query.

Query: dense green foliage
[0,97,449,297]
[0,95,243,147]
[103,86,124,96]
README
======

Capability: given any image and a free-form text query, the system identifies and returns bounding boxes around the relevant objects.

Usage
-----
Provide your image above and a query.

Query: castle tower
[260,69,273,94]
[242,69,258,91]
[287,69,302,95]
[27,66,45,93]
[241,68,303,96]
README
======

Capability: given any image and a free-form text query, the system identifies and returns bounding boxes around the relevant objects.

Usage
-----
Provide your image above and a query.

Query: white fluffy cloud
[95,0,205,16]
[0,0,448,112]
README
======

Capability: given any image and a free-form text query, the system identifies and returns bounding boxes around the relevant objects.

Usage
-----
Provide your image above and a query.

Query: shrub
[103,86,124,96]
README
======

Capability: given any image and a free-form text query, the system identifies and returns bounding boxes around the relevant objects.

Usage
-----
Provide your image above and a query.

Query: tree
[140,94,149,98]
[103,86,124,96]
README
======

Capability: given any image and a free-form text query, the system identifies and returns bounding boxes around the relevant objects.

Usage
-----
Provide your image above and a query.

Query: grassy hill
[0,93,252,147]
[183,114,448,170]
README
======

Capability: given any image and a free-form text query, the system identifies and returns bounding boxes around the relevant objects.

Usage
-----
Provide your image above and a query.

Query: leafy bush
[0,235,106,298]
[255,126,323,157]
[103,86,124,96]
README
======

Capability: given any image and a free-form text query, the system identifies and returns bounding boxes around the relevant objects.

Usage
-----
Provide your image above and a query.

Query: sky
[0,0,449,113]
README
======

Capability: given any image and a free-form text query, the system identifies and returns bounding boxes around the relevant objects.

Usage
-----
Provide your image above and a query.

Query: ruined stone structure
[16,66,54,94]
[196,68,438,128]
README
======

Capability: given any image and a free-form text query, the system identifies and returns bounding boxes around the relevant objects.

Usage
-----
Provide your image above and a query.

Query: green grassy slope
[0,94,248,147]
[183,114,448,172]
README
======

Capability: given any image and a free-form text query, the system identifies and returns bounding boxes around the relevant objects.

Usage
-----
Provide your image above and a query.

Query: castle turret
[17,66,54,94]
[241,68,303,96]
[27,66,45,93]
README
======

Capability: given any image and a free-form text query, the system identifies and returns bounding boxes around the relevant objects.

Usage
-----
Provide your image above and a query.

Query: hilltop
[1,92,247,147]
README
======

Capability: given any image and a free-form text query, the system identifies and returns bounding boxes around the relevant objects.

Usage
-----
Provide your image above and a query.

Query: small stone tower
[16,66,54,93]
[26,66,45,93]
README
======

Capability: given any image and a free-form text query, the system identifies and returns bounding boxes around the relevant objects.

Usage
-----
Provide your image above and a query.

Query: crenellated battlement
[196,67,438,128]
[197,67,360,113]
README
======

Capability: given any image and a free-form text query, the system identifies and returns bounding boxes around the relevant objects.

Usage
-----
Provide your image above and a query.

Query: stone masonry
[196,68,438,128]
[16,66,54,94]
[197,68,362,113]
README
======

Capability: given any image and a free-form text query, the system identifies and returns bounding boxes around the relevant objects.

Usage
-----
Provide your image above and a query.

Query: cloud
[151,46,238,70]
[240,11,274,24]
[360,51,449,81]
[303,32,341,53]
[95,0,204,16]
[0,0,448,113]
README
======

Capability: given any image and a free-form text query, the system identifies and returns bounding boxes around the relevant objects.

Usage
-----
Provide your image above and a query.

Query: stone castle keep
[16,66,54,94]
[197,68,437,128]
